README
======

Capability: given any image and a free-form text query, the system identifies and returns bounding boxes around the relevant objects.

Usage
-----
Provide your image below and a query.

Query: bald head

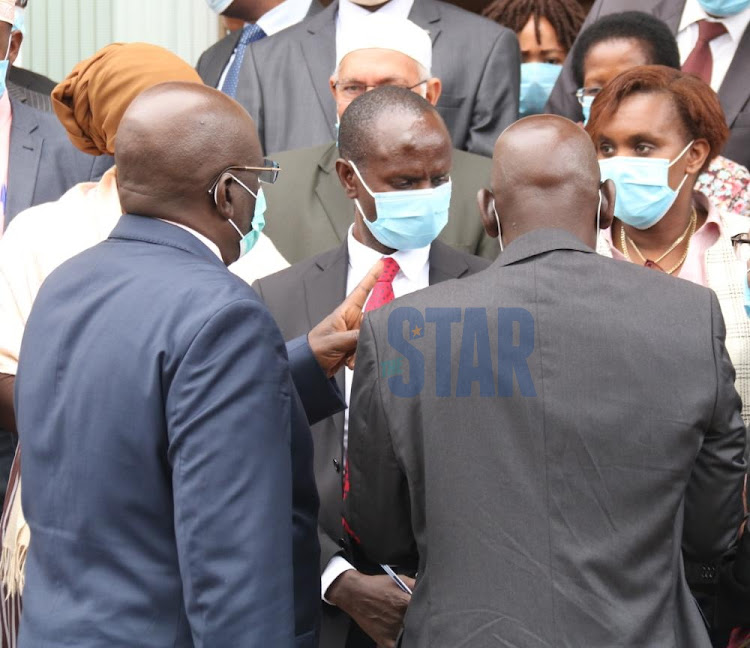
[116,82,264,264]
[116,82,261,212]
[479,115,614,249]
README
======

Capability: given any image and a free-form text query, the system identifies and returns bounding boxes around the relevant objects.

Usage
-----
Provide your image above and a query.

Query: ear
[329,75,337,101]
[599,179,615,231]
[684,138,710,176]
[8,30,20,66]
[213,174,237,222]
[478,188,498,238]
[425,77,442,106]
[335,158,359,199]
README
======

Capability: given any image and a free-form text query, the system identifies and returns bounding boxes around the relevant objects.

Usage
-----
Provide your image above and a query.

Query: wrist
[327,568,361,611]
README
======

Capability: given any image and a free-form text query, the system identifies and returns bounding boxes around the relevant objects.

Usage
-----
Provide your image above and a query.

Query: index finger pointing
[342,259,384,314]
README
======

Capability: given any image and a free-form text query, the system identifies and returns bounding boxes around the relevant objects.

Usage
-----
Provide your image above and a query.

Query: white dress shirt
[320,224,430,603]
[676,0,750,92]
[217,0,314,89]
[335,0,415,64]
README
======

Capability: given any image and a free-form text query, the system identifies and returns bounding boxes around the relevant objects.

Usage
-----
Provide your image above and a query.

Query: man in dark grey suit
[236,0,519,157]
[545,0,750,167]
[345,115,747,648]
[254,87,489,647]
[263,15,497,264]
[196,0,324,90]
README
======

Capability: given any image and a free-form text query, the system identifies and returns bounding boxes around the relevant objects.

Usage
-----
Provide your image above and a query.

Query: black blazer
[545,0,750,167]
[254,239,490,647]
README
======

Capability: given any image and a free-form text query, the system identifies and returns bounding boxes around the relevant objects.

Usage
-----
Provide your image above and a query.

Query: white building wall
[21,0,220,83]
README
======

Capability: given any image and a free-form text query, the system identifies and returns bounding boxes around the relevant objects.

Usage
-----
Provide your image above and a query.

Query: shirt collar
[255,0,313,36]
[346,224,430,282]
[338,0,414,25]
[156,219,224,260]
[679,0,750,41]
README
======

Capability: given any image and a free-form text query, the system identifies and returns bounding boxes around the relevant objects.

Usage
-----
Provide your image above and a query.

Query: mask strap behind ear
[668,140,695,168]
[596,188,602,242]
[492,199,503,253]
[348,160,376,199]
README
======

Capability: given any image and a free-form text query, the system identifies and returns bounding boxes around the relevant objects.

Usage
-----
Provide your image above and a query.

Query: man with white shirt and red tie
[253,86,488,648]
[545,0,750,167]
[196,0,324,95]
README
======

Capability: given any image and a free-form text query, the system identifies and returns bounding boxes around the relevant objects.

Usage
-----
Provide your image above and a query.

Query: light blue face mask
[744,275,750,318]
[598,140,693,230]
[222,175,267,258]
[581,95,594,126]
[205,0,234,14]
[698,0,750,16]
[519,62,562,117]
[12,7,23,35]
[0,35,12,100]
[349,160,451,251]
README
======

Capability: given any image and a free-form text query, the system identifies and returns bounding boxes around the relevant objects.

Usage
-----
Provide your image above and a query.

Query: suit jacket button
[333,458,341,472]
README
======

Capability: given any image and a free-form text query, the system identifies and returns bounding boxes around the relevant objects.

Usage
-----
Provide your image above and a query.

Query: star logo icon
[411,325,422,339]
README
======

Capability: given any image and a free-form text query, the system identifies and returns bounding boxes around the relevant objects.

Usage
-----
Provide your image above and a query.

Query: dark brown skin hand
[327,570,416,648]
[308,260,383,378]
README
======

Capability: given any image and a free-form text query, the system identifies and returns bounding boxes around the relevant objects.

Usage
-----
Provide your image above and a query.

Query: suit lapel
[315,143,355,244]
[718,26,750,127]
[428,240,471,285]
[300,2,338,140]
[6,99,41,228]
[304,241,349,431]
[408,0,442,45]
[206,30,242,88]
[653,0,685,32]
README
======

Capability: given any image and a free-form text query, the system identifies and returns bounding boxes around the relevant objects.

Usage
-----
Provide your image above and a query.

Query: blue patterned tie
[221,23,266,98]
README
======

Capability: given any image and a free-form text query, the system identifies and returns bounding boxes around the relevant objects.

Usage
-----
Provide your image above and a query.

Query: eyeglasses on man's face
[575,86,602,106]
[207,158,281,195]
[333,79,429,100]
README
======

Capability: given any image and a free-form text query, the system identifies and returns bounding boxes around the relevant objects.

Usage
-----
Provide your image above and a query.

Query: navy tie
[221,23,266,98]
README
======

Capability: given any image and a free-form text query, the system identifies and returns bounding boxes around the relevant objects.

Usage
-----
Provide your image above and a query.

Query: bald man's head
[115,82,264,264]
[478,115,614,250]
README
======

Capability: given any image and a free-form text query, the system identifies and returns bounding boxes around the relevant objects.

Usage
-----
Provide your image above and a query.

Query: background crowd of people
[0,0,748,645]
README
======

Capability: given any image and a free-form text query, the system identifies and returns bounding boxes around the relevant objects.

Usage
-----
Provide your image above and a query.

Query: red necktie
[682,20,727,85]
[364,257,400,312]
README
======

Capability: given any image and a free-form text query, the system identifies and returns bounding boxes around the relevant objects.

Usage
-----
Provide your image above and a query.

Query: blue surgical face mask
[334,120,340,148]
[12,7,24,35]
[349,160,451,251]
[222,175,267,258]
[0,36,12,100]
[581,95,594,126]
[698,0,750,16]
[519,62,562,117]
[744,274,750,318]
[205,0,234,14]
[598,140,694,230]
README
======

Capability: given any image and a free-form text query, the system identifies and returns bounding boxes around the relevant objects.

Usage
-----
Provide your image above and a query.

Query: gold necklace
[619,207,697,274]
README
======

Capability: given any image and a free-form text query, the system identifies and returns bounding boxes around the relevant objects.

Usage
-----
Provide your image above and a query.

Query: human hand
[327,570,415,648]
[307,260,383,377]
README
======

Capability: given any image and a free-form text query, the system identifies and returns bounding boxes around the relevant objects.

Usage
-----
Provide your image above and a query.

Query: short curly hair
[570,11,680,88]
[585,65,729,175]
[482,0,586,53]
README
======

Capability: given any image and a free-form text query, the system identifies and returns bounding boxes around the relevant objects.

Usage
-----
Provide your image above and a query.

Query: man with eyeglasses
[263,15,498,265]
[13,81,382,648]
[235,0,519,157]
[254,84,490,648]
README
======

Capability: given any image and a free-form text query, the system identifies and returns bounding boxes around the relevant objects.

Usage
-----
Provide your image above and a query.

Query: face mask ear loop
[668,140,695,168]
[596,188,602,242]
[492,199,503,252]
[348,160,376,198]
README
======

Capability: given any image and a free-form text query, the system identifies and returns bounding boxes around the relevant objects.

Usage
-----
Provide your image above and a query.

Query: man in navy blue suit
[14,82,372,647]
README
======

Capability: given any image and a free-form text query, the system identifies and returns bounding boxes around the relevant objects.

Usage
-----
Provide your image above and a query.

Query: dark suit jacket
[7,80,51,112]
[346,228,746,648]
[264,142,498,264]
[253,239,489,648]
[8,66,56,97]
[6,97,113,227]
[545,0,750,167]
[15,215,319,648]
[236,0,519,157]
[195,1,325,88]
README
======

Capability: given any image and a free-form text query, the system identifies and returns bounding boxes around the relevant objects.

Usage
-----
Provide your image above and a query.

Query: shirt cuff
[321,555,356,605]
